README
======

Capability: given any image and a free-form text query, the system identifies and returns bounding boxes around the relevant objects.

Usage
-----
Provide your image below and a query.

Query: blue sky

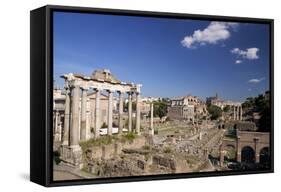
[53,11,270,102]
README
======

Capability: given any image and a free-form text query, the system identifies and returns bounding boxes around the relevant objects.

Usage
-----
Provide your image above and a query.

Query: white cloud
[248,77,265,83]
[181,22,238,48]
[231,47,259,59]
[235,60,242,64]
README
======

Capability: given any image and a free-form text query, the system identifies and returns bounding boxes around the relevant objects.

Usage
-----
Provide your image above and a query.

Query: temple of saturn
[59,69,146,168]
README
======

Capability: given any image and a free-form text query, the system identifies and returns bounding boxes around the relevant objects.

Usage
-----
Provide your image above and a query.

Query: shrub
[163,146,172,153]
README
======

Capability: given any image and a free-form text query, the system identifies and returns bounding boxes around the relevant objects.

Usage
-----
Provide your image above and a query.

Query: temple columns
[236,106,239,120]
[240,106,243,121]
[233,106,236,120]
[136,92,141,135]
[70,85,80,146]
[80,87,88,141]
[62,89,70,145]
[107,90,113,135]
[55,111,59,132]
[128,92,132,132]
[95,89,101,139]
[233,105,243,121]
[118,91,124,134]
[67,84,83,167]
[90,98,95,137]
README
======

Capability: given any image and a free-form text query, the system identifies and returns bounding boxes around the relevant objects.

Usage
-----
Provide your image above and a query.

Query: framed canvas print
[30,5,274,187]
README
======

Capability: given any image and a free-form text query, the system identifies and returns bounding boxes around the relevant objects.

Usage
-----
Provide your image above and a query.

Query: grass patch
[163,146,172,153]
[79,133,137,151]
[79,135,117,150]
[142,144,151,150]
[185,155,199,165]
[224,135,236,141]
[122,133,137,142]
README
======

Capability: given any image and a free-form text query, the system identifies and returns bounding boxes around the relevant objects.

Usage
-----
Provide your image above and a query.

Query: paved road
[53,170,82,181]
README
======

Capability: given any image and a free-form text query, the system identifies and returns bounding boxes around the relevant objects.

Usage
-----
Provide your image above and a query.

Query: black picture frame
[30,5,274,187]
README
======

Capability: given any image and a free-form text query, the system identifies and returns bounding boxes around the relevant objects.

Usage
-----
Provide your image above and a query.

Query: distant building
[168,95,198,122]
[141,96,163,102]
[206,93,241,109]
[139,101,151,115]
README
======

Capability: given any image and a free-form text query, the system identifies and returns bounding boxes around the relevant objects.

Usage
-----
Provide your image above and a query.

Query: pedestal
[60,144,83,169]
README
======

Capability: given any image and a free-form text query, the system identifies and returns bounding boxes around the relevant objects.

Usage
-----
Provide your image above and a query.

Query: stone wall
[87,136,146,160]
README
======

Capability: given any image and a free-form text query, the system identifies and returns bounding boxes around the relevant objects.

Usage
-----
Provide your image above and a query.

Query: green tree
[242,91,271,132]
[148,99,168,119]
[123,101,136,111]
[207,104,222,120]
[258,94,270,132]
[223,105,230,112]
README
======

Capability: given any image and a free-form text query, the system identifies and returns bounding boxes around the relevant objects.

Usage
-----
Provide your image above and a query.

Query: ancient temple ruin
[59,69,143,168]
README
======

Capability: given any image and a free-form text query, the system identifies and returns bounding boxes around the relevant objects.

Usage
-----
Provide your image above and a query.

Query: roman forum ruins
[53,69,270,179]
[232,105,243,121]
[57,69,153,168]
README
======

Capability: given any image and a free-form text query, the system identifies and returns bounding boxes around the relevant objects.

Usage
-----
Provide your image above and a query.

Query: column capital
[64,87,71,94]
[80,86,89,91]
[117,90,125,94]
[107,89,114,93]
[93,88,101,92]
[69,81,80,89]
[64,84,70,90]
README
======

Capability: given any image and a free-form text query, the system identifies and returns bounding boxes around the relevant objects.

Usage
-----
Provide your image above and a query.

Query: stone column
[233,106,236,120]
[236,106,239,120]
[128,92,132,132]
[240,106,243,121]
[54,111,59,137]
[236,136,241,162]
[80,87,88,141]
[70,84,80,146]
[107,90,113,136]
[62,89,70,145]
[118,91,124,134]
[58,120,62,142]
[136,92,141,135]
[255,138,260,163]
[90,98,95,135]
[150,103,154,135]
[95,89,101,139]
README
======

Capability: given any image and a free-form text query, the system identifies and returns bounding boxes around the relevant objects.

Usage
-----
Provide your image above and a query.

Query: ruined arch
[259,147,270,166]
[224,144,236,160]
[241,146,255,163]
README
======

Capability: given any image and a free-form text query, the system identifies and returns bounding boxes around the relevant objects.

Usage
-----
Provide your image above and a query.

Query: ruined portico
[60,69,142,168]
[232,105,243,121]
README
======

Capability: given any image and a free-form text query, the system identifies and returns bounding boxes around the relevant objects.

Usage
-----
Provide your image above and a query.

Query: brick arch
[220,131,270,164]
[239,142,255,152]
[241,146,255,163]
[259,146,270,165]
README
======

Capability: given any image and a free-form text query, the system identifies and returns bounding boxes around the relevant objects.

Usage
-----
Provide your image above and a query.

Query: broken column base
[60,144,83,169]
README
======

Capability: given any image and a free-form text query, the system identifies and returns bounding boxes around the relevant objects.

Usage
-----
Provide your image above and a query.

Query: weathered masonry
[59,69,142,168]
[232,105,243,121]
[220,130,270,165]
